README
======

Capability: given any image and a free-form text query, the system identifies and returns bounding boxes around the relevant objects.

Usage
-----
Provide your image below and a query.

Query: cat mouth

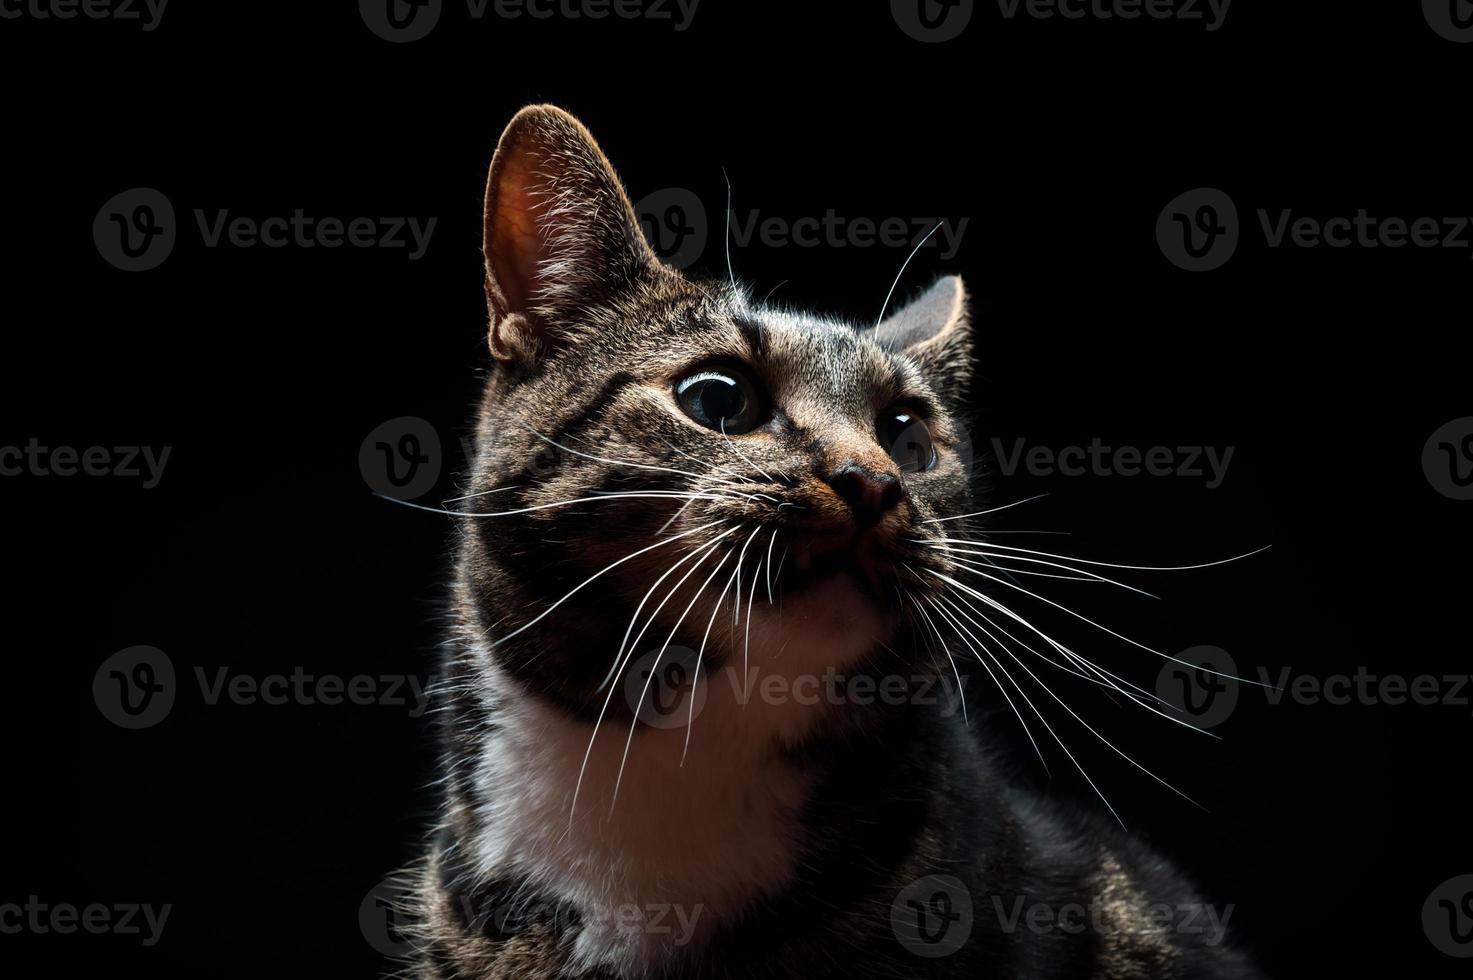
[782,530,892,596]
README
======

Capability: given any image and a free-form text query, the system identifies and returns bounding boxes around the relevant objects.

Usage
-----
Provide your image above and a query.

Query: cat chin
[734,571,896,676]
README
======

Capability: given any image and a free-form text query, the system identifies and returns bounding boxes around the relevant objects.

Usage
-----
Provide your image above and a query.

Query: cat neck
[456,639,833,974]
[445,567,925,973]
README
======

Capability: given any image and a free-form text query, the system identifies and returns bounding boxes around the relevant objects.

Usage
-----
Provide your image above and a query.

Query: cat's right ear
[482,104,667,372]
[872,274,973,407]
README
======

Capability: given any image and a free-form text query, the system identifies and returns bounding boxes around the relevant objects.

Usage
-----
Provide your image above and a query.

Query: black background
[3,1,1470,977]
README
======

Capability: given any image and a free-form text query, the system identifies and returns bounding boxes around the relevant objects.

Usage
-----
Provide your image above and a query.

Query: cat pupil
[700,379,743,425]
[880,411,936,473]
[675,369,760,433]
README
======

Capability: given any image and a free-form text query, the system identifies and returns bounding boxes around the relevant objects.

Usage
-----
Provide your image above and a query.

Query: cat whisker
[598,524,743,692]
[727,525,764,673]
[925,595,1131,827]
[682,557,743,767]
[653,496,698,537]
[622,426,801,511]
[586,482,784,513]
[923,532,1262,692]
[658,435,749,485]
[929,588,1206,814]
[929,564,1271,688]
[516,419,765,495]
[937,586,1179,722]
[764,526,779,604]
[873,220,943,329]
[574,530,735,825]
[930,570,1217,731]
[485,519,727,648]
[773,543,790,589]
[611,546,733,815]
[723,168,738,292]
[904,584,969,728]
[959,565,1107,585]
[923,538,1272,574]
[743,542,765,691]
[719,417,776,484]
[382,489,730,521]
[935,547,1159,598]
[920,493,1050,524]
[439,484,525,505]
[955,529,1072,535]
[557,405,800,512]
[922,594,1053,775]
[936,587,1119,691]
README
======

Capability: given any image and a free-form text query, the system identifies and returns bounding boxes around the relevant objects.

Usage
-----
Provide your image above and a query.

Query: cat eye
[878,409,937,474]
[675,368,765,434]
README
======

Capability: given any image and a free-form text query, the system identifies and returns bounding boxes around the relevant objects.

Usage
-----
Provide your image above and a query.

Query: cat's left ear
[872,275,973,405]
[482,104,670,371]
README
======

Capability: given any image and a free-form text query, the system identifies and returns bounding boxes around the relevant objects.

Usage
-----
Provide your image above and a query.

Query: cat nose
[825,464,902,528]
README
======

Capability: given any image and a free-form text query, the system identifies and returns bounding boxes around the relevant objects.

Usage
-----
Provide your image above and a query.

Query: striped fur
[396,106,1263,980]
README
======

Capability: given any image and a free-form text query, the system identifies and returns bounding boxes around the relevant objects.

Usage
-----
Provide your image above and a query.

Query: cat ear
[872,275,973,404]
[482,104,666,370]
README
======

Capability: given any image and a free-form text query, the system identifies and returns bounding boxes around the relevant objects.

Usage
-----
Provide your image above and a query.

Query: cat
[395,104,1263,980]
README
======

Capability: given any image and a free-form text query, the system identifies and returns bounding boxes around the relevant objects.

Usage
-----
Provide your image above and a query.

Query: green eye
[878,409,937,473]
[675,369,764,434]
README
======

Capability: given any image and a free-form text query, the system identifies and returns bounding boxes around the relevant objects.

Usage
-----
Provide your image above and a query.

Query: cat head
[461,105,976,703]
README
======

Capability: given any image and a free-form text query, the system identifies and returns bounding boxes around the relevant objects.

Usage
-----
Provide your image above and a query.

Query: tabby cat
[398,105,1262,980]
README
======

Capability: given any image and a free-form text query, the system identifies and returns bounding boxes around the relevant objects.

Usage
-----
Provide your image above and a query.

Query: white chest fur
[465,577,889,974]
